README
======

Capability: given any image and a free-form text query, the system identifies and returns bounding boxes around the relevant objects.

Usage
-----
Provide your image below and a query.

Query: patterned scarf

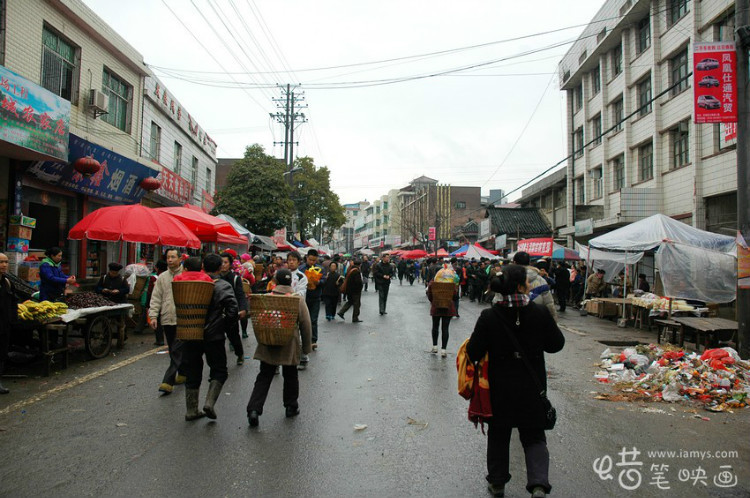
[495,293,530,308]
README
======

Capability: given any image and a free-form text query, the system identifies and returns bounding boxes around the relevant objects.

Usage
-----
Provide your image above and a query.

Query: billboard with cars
[693,42,737,124]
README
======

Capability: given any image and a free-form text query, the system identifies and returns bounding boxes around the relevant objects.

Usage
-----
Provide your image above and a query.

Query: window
[715,12,735,42]
[668,0,689,27]
[611,97,624,132]
[671,122,690,169]
[637,16,651,54]
[638,141,653,181]
[41,26,78,101]
[637,75,652,116]
[591,167,603,199]
[455,201,466,209]
[205,167,212,194]
[383,201,388,210]
[574,84,583,111]
[574,126,584,157]
[670,48,689,96]
[612,44,622,77]
[612,156,625,191]
[191,156,198,188]
[591,66,601,95]
[575,176,585,204]
[592,114,602,146]
[149,122,161,162]
[173,142,182,175]
[102,68,131,131]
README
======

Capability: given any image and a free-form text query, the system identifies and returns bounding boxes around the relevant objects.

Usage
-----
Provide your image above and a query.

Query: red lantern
[73,157,101,176]
[140,177,161,191]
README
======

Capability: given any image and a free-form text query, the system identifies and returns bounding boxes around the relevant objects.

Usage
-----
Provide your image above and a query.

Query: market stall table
[670,317,739,352]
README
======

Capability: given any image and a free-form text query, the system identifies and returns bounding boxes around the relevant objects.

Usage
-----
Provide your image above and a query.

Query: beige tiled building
[554,0,737,242]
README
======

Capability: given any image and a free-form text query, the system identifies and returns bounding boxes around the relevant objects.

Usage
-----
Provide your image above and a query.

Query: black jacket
[0,275,18,334]
[467,302,565,428]
[343,267,363,297]
[95,274,130,303]
[220,271,248,312]
[373,261,394,287]
[321,271,342,297]
[204,275,239,342]
[554,267,571,291]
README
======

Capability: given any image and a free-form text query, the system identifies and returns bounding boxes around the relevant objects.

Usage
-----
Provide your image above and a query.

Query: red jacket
[173,271,213,283]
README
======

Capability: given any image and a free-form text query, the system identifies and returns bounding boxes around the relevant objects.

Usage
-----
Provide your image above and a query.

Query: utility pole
[736,0,750,358]
[271,85,308,237]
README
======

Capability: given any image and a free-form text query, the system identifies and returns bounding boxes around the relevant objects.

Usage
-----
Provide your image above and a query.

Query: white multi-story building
[140,76,217,212]
[554,0,737,242]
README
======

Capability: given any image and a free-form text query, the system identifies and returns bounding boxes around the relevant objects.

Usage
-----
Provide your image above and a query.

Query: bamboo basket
[242,278,251,295]
[249,294,299,346]
[128,275,149,300]
[172,281,215,340]
[253,263,264,282]
[431,282,456,308]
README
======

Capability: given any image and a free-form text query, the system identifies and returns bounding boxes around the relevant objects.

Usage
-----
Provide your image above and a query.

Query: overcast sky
[82,0,605,205]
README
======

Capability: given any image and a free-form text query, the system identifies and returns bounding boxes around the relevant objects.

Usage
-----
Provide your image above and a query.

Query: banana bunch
[17,300,68,321]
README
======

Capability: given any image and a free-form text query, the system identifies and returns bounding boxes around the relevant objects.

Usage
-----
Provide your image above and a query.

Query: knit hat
[241,253,252,262]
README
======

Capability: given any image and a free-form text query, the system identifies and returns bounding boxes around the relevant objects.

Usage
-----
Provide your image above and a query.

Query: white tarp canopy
[586,214,737,303]
[465,244,501,260]
[215,214,253,238]
[576,242,644,264]
[589,213,735,253]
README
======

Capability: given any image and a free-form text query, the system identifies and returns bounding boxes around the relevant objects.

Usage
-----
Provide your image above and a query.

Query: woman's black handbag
[492,308,557,430]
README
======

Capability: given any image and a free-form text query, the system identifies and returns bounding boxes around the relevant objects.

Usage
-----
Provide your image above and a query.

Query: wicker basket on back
[431,282,456,309]
[253,264,264,282]
[249,293,300,346]
[242,278,251,295]
[128,275,149,301]
[172,280,215,340]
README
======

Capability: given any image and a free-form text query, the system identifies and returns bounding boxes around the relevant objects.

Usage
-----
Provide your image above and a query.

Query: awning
[251,235,278,251]
[215,214,253,238]
[217,233,249,247]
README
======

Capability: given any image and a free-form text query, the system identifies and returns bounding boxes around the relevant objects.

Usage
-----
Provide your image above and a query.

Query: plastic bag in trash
[600,348,612,359]
[662,382,682,402]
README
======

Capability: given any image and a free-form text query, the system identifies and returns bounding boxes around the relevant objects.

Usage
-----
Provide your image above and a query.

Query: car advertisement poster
[693,42,737,124]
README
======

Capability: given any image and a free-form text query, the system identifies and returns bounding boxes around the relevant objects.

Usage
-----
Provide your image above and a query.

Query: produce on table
[65,292,116,310]
[594,344,750,413]
[17,300,68,321]
[631,293,696,311]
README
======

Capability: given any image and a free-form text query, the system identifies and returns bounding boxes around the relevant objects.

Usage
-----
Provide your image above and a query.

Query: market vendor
[585,268,606,299]
[95,263,130,304]
[40,247,75,302]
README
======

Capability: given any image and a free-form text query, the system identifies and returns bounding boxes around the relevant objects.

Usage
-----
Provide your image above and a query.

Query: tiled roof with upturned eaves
[486,207,551,237]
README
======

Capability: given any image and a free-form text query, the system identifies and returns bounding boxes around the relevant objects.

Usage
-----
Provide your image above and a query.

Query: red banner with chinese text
[155,167,192,205]
[694,42,737,124]
[517,238,553,257]
[428,227,436,241]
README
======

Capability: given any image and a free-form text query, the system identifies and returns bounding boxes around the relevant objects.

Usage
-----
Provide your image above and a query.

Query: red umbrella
[432,248,449,257]
[156,205,241,242]
[69,204,201,249]
[401,249,427,259]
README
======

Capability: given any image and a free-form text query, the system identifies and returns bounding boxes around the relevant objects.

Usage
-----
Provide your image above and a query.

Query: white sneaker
[440,349,447,358]
[430,346,438,354]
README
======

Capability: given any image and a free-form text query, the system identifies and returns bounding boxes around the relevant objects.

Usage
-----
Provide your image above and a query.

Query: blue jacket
[40,260,69,301]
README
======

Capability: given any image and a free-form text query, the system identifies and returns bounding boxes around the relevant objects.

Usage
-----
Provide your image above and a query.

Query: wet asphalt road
[1,280,749,497]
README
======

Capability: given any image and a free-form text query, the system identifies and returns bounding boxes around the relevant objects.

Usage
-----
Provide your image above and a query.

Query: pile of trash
[594,344,750,412]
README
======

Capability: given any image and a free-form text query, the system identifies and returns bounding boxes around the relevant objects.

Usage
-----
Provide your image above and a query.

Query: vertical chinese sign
[693,42,737,124]
[428,227,436,241]
[0,65,70,160]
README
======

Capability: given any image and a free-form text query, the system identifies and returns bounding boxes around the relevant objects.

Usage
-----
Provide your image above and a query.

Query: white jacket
[147,266,183,326]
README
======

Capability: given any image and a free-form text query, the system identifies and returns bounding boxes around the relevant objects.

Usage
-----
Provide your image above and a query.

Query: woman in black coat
[467,264,565,498]
[321,262,342,321]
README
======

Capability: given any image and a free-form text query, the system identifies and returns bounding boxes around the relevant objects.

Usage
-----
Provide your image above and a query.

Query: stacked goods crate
[7,215,38,288]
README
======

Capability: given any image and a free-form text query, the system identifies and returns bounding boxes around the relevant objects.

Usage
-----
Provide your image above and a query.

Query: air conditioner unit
[88,89,109,118]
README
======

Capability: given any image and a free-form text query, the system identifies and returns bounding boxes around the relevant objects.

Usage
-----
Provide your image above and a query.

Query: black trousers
[378,284,390,313]
[486,423,551,493]
[161,325,183,385]
[338,294,361,321]
[226,319,244,358]
[306,295,321,343]
[240,317,249,335]
[431,316,451,349]
[181,339,228,390]
[322,295,338,318]
[246,361,299,415]
[556,288,569,312]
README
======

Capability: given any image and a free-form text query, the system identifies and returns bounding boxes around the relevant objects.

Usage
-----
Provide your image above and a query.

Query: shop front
[23,134,159,281]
